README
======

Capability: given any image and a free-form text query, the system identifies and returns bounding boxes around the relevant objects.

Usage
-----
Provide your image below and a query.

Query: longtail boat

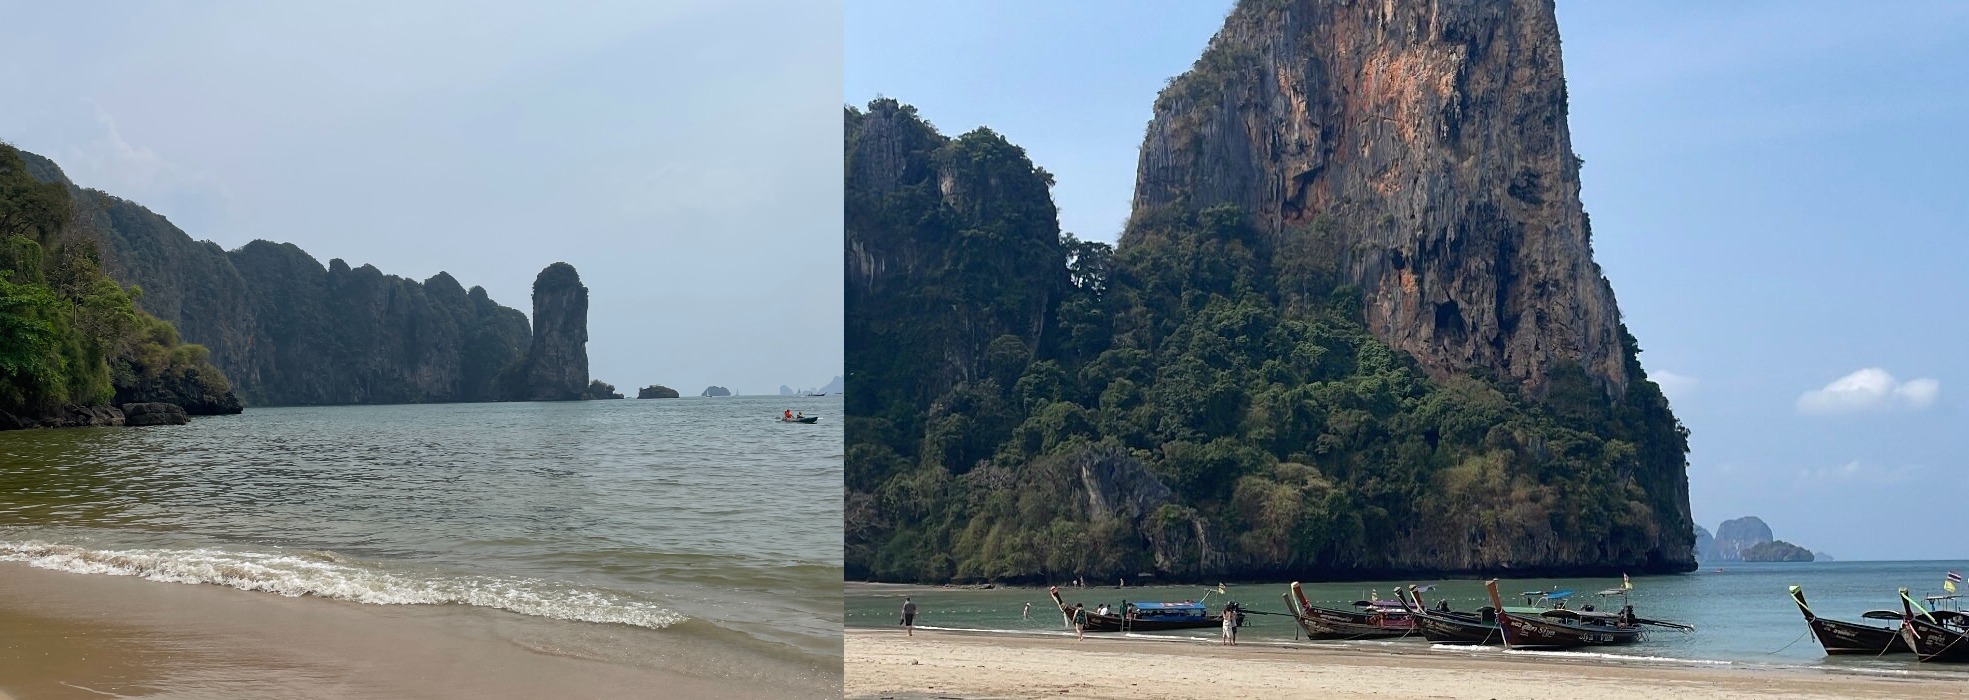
[1898,589,1969,662]
[1484,579,1692,649]
[1397,585,1504,645]
[1048,586,1221,633]
[1285,582,1416,639]
[1788,585,1910,656]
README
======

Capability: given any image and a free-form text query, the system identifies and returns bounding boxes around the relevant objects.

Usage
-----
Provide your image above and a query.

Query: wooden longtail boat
[1285,582,1416,640]
[1898,589,1969,662]
[1788,585,1910,656]
[1397,585,1504,645]
[1484,580,1693,649]
[1048,586,1221,633]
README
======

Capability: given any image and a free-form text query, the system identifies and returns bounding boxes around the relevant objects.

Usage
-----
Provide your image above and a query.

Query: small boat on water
[1484,579,1692,649]
[779,415,819,423]
[1285,582,1416,639]
[1048,586,1221,632]
[1788,585,1910,656]
[1898,589,1969,662]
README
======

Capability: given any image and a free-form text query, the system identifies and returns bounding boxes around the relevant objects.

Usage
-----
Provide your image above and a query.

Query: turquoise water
[0,396,843,669]
[848,560,1969,676]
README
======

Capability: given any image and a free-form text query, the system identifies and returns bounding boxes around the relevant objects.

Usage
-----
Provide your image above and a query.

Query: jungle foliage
[0,143,231,422]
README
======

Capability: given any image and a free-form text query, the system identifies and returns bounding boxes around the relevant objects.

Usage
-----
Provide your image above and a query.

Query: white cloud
[1651,370,1697,404]
[1797,461,1921,484]
[1795,368,1940,415]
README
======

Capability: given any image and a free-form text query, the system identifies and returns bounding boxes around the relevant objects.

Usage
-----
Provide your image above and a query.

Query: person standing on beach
[901,597,918,636]
[1073,603,1087,641]
[1221,602,1238,645]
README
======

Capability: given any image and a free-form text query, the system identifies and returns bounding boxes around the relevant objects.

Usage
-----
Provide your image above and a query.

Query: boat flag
[1622,573,1633,590]
[1947,570,1961,593]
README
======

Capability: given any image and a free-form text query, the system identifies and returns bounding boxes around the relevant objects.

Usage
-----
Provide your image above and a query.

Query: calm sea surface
[848,560,1969,678]
[0,396,842,669]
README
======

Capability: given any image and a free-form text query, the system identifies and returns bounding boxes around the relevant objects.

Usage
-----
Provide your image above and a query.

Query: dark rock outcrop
[18,151,535,407]
[1741,540,1814,563]
[1132,0,1626,394]
[582,380,624,400]
[701,386,732,397]
[638,385,681,399]
[0,405,126,430]
[503,263,589,401]
[121,402,190,426]
[112,359,243,416]
[1715,516,1774,562]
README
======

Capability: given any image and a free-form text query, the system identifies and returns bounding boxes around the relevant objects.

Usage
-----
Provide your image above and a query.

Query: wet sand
[0,562,840,699]
[846,628,1964,700]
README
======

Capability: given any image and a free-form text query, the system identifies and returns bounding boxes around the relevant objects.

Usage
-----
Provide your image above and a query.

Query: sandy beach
[0,562,840,699]
[846,628,1966,700]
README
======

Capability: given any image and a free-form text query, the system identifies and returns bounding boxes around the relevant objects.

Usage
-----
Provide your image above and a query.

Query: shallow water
[0,396,843,668]
[847,560,1969,677]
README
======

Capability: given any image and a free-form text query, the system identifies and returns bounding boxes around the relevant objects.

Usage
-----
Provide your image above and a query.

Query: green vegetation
[0,143,232,423]
[845,102,1690,583]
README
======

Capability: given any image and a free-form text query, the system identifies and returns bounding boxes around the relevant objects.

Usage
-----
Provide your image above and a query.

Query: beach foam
[0,540,685,629]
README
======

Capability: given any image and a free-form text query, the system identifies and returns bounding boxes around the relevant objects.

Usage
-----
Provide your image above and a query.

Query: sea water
[847,560,1969,678]
[0,396,842,669]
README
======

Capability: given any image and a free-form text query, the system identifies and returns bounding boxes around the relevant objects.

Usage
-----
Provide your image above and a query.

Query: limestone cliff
[846,100,1065,412]
[19,150,554,407]
[506,263,590,401]
[1133,0,1626,394]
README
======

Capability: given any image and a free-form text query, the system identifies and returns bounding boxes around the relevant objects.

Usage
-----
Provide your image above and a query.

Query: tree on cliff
[845,91,1691,583]
[0,144,239,426]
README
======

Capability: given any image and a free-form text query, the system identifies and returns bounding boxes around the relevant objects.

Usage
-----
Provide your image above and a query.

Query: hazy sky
[2,0,843,397]
[848,0,1969,561]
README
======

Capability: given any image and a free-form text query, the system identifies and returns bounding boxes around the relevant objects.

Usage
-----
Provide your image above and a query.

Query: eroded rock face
[18,150,534,407]
[517,263,590,401]
[1133,0,1627,393]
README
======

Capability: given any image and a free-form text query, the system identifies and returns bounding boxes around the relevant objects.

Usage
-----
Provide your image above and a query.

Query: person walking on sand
[1221,601,1238,645]
[1073,603,1088,641]
[901,597,918,636]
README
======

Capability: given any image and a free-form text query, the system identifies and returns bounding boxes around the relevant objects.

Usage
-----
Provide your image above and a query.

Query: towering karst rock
[845,0,1696,582]
[509,262,590,401]
[1133,0,1627,394]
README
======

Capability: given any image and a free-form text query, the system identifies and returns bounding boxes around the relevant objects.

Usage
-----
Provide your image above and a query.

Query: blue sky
[2,0,844,396]
[848,0,1969,561]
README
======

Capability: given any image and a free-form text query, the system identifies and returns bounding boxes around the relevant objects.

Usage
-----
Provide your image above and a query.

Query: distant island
[1694,516,1819,563]
[701,386,732,397]
[582,380,625,400]
[780,376,844,396]
[1742,540,1815,563]
[637,385,680,399]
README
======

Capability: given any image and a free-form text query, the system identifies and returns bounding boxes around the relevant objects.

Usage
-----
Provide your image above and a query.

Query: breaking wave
[0,540,686,629]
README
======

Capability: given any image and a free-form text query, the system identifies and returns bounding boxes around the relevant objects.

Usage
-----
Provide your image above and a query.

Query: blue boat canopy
[1130,601,1205,611]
